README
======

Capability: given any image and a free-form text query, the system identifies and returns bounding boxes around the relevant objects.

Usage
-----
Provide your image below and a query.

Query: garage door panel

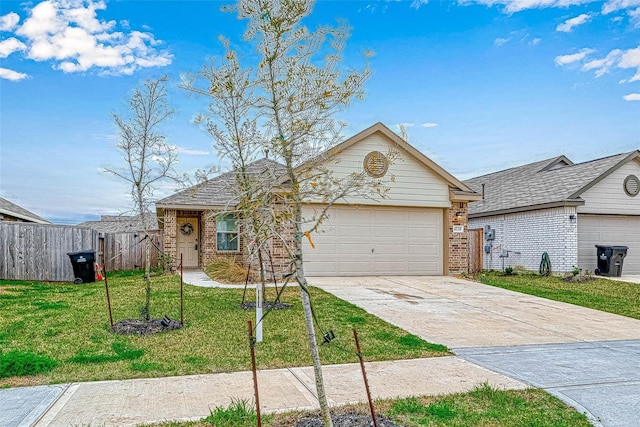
[338,244,372,255]
[303,205,443,276]
[578,214,640,274]
[338,261,373,273]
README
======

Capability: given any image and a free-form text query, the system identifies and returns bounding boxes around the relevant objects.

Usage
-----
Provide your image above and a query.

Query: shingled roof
[77,213,159,233]
[156,158,286,209]
[465,151,640,217]
[0,196,50,224]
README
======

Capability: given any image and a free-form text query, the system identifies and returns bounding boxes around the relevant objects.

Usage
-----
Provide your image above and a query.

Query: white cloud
[581,49,622,76]
[0,37,27,58]
[556,13,592,32]
[411,0,429,9]
[461,0,596,14]
[602,0,640,14]
[529,37,542,46]
[623,92,640,100]
[397,122,415,128]
[494,37,510,46]
[177,147,210,156]
[420,122,439,128]
[0,12,20,31]
[619,45,640,81]
[0,67,29,81]
[555,48,595,66]
[630,7,640,27]
[557,45,640,82]
[5,0,171,76]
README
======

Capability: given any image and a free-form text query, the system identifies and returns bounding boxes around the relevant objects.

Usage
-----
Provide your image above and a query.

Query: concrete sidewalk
[15,357,525,427]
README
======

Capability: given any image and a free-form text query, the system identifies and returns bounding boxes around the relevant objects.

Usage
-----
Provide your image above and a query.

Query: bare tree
[181,1,391,425]
[105,76,182,321]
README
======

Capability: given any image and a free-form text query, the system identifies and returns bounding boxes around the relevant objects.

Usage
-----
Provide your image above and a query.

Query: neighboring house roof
[465,150,640,218]
[0,196,50,224]
[77,213,159,233]
[156,158,286,209]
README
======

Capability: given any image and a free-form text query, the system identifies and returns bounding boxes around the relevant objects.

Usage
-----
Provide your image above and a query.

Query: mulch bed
[241,301,292,310]
[112,317,183,335]
[294,410,402,427]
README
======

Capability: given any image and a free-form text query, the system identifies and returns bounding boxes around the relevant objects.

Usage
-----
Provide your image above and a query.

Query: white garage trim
[302,205,443,276]
[578,214,640,274]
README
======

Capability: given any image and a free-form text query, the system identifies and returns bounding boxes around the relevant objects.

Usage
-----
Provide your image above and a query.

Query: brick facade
[163,200,472,277]
[468,206,578,273]
[161,209,177,268]
[447,202,469,274]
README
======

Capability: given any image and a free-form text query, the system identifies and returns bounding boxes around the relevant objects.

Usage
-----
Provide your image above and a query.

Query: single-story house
[77,214,159,233]
[464,150,640,274]
[0,196,50,224]
[156,122,480,276]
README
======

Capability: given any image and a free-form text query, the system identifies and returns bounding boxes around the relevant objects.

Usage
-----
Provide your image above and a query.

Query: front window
[216,213,238,251]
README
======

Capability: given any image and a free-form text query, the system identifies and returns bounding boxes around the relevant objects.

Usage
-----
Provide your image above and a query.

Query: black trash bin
[67,250,96,284]
[595,245,628,277]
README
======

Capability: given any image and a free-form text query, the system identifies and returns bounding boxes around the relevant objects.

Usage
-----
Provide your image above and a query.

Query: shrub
[0,351,58,378]
[205,257,254,284]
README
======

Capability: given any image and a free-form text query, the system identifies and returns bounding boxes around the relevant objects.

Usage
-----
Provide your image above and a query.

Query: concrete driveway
[309,275,640,426]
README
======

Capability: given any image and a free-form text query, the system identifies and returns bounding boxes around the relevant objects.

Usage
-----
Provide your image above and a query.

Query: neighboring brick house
[0,196,50,224]
[464,151,640,274]
[156,123,480,276]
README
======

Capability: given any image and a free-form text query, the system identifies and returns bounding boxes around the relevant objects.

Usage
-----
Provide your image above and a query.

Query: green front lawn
[0,271,448,386]
[149,384,591,427]
[478,271,640,319]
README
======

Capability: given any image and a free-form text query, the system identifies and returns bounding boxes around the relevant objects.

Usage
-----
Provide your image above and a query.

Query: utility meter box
[485,225,495,241]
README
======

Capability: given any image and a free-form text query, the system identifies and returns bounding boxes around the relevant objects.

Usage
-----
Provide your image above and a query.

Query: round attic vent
[363,151,389,178]
[624,175,640,197]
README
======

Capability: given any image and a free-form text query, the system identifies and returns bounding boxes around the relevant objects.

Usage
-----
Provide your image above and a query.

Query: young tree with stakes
[105,76,183,321]
[182,1,392,425]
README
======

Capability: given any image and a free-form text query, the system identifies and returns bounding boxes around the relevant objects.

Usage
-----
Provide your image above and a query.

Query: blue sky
[1,0,639,224]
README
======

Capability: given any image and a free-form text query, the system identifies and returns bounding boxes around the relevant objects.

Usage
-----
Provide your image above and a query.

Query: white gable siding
[578,159,640,215]
[468,207,577,273]
[321,132,451,208]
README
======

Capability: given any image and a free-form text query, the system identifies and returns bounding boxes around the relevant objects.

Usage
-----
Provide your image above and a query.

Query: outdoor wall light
[569,214,576,221]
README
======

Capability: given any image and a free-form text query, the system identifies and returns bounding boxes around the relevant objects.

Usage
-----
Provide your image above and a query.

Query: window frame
[216,213,239,252]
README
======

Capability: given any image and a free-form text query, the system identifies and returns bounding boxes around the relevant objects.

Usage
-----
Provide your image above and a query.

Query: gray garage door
[302,205,443,276]
[578,214,640,274]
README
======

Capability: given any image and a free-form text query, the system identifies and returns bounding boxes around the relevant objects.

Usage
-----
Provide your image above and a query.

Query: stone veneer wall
[468,206,578,273]
[447,202,469,274]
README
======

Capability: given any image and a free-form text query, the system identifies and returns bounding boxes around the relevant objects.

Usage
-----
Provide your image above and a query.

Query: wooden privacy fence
[468,227,484,274]
[0,222,162,282]
[102,231,162,271]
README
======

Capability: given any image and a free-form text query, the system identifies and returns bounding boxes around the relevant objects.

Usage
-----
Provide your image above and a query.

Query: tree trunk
[295,240,333,426]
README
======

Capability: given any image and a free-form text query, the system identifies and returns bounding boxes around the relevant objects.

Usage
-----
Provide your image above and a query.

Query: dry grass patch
[205,257,256,284]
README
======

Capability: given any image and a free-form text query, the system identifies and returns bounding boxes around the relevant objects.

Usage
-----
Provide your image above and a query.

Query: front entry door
[177,217,199,268]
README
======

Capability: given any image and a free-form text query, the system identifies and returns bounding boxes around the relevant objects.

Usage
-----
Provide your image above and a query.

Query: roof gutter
[468,199,585,219]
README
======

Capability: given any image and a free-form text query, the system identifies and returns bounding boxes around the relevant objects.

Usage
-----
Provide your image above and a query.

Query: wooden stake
[104,267,114,329]
[353,329,378,427]
[248,321,262,427]
[180,253,184,326]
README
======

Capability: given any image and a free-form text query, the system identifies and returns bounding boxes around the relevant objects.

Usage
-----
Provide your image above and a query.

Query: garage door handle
[371,248,374,253]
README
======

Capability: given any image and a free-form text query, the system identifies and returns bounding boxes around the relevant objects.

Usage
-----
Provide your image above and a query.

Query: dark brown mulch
[241,301,292,310]
[112,317,182,336]
[294,410,403,427]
